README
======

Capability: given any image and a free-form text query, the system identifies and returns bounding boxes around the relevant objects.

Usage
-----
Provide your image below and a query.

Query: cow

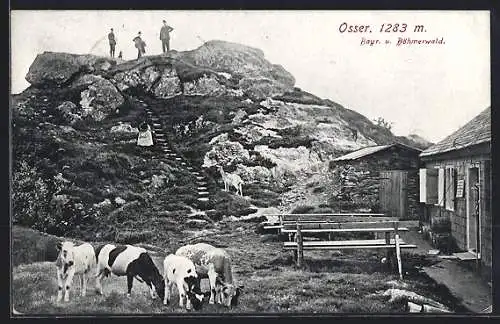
[95,244,165,301]
[176,243,243,308]
[163,254,205,310]
[55,241,96,302]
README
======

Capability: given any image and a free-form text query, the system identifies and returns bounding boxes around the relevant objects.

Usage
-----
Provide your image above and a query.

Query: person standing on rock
[108,28,116,58]
[133,31,146,59]
[160,20,174,53]
[137,121,154,147]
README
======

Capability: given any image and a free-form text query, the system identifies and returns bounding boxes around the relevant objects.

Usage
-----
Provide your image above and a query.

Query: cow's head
[220,284,244,308]
[184,275,204,310]
[56,241,75,274]
[152,273,165,301]
[149,261,165,301]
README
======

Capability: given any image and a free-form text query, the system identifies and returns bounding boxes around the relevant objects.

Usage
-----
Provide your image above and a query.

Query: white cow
[55,241,96,302]
[163,254,204,310]
[176,243,243,308]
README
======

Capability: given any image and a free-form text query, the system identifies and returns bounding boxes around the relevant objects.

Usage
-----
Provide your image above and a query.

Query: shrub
[12,226,62,266]
[115,230,154,244]
[12,161,51,230]
[291,205,315,214]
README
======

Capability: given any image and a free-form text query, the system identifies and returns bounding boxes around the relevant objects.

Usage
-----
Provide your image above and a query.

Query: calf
[176,243,243,308]
[55,241,96,302]
[95,244,165,301]
[163,254,204,310]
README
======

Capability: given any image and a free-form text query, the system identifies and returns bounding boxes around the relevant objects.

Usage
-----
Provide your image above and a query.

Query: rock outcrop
[26,52,116,86]
[75,75,124,121]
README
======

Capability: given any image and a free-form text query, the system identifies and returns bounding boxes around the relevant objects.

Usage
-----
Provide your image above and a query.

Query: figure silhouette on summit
[108,28,116,58]
[133,31,146,59]
[160,20,174,53]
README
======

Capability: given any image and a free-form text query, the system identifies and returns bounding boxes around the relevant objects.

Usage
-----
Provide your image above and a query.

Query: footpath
[401,225,492,313]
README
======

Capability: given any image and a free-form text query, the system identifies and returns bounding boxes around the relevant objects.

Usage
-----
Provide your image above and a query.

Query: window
[445,167,456,211]
[419,168,438,204]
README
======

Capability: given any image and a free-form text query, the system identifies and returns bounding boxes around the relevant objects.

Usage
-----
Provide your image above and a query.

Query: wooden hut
[330,143,422,219]
[419,107,491,278]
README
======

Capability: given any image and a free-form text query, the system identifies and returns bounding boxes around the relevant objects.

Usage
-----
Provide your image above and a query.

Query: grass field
[11,223,466,315]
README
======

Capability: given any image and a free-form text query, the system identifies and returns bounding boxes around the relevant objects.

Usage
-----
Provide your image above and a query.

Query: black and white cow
[176,243,243,308]
[95,244,165,301]
[55,241,96,302]
[163,254,205,310]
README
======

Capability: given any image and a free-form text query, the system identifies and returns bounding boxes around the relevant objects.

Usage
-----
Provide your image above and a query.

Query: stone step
[153,123,161,127]
[196,176,204,180]
[163,149,172,152]
[192,171,200,175]
[181,162,187,166]
[175,157,182,161]
[197,197,209,202]
[156,138,166,142]
[197,187,208,190]
[198,191,210,195]
[186,166,194,170]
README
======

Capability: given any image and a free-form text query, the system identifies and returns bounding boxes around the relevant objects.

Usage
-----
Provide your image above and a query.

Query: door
[466,167,480,254]
[379,170,409,219]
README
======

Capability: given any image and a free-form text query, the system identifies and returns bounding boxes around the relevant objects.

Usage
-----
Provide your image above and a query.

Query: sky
[10,10,490,143]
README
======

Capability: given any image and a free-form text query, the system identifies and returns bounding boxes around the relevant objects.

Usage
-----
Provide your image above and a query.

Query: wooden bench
[266,213,417,279]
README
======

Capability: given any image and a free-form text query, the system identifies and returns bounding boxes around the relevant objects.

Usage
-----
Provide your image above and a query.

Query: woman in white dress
[137,121,154,147]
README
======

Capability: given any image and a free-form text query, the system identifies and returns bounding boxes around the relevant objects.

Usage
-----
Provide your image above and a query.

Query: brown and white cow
[55,241,96,302]
[176,243,243,308]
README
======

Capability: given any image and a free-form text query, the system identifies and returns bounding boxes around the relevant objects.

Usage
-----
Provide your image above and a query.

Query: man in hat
[133,31,146,59]
[160,20,174,53]
[108,28,116,58]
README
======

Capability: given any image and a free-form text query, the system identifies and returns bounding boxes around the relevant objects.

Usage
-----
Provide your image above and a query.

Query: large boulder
[187,41,294,84]
[25,52,116,87]
[56,101,81,125]
[239,77,291,100]
[183,40,295,98]
[113,69,143,91]
[153,66,182,99]
[112,65,162,92]
[203,133,250,168]
[183,74,226,96]
[76,75,124,121]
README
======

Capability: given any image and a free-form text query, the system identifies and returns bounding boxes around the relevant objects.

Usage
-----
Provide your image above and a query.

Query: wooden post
[475,187,481,272]
[385,231,392,270]
[296,223,304,268]
[394,221,403,280]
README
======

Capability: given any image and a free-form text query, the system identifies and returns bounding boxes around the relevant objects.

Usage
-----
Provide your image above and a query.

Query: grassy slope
[12,224,466,314]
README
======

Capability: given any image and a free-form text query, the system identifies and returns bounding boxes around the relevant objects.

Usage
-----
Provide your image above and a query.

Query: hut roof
[420,106,491,158]
[332,143,422,162]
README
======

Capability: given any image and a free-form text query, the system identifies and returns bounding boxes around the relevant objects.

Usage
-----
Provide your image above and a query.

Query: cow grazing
[176,243,243,308]
[95,244,165,301]
[55,241,96,302]
[163,254,204,310]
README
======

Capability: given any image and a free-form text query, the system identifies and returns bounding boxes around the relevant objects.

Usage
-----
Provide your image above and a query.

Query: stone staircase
[132,96,217,214]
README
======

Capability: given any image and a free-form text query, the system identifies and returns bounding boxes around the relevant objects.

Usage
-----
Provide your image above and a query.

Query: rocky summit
[11,40,430,244]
